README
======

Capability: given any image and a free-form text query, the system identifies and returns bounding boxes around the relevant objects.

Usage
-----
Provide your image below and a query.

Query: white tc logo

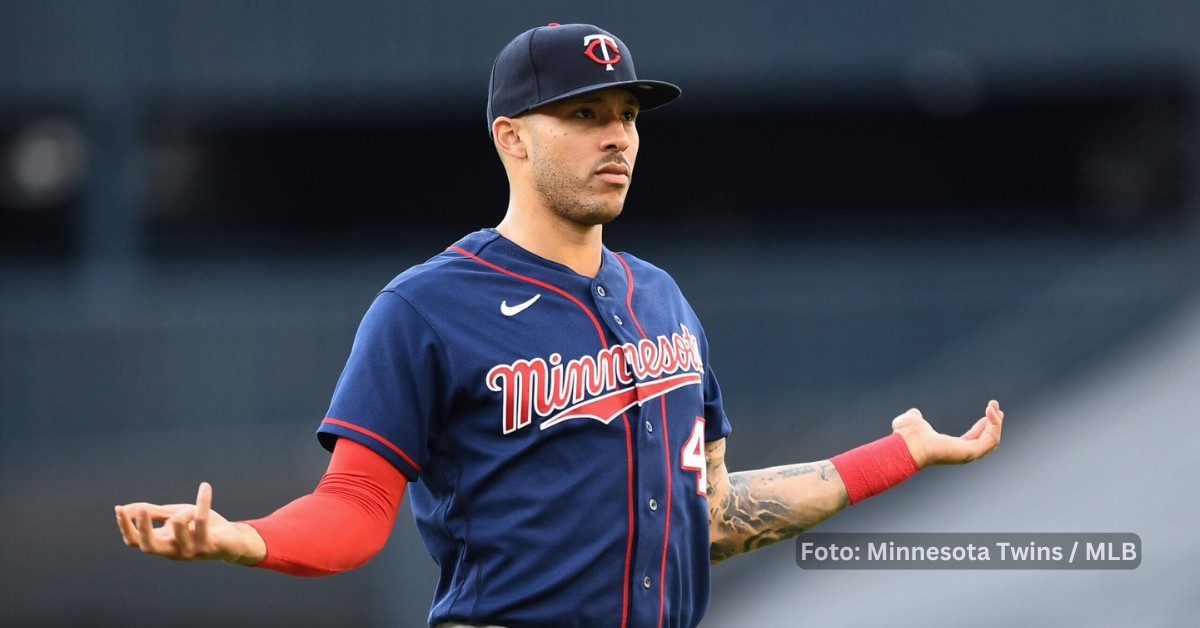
[582,34,621,71]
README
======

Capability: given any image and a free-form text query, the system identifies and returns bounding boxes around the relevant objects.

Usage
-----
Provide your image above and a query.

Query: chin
[587,204,624,226]
[553,198,624,227]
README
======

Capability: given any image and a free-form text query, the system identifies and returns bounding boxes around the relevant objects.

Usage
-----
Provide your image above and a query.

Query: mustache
[594,155,632,171]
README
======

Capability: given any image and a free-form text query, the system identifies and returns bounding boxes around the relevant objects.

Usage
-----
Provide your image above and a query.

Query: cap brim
[525,79,682,115]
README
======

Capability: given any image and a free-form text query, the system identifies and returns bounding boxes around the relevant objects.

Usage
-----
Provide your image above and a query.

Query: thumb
[194,482,213,547]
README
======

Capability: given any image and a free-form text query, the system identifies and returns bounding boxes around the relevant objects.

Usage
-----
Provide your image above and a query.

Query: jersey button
[613,314,623,326]
[645,420,653,433]
[596,285,607,297]
[643,576,652,589]
[649,498,658,511]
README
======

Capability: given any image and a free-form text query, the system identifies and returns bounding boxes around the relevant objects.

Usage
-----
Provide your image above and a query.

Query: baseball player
[115,23,1004,628]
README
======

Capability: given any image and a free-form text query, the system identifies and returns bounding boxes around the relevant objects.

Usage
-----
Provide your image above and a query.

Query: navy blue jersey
[317,229,731,628]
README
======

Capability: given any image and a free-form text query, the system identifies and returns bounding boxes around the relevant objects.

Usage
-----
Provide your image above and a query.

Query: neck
[495,205,604,277]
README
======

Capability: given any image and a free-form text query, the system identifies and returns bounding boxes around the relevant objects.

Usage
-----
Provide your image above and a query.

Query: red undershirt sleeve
[242,438,408,577]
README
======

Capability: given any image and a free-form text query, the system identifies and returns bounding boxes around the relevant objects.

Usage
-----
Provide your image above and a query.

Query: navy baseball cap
[486,23,681,134]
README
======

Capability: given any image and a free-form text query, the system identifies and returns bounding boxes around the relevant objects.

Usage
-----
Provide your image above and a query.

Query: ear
[492,117,528,160]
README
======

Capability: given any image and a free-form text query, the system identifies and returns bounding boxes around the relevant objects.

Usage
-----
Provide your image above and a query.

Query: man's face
[520,88,641,226]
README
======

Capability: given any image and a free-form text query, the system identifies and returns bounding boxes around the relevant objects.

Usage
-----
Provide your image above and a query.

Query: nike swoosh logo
[500,293,541,317]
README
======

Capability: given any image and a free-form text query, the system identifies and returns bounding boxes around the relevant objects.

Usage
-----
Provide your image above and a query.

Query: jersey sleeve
[317,290,451,480]
[702,363,732,443]
[684,299,731,443]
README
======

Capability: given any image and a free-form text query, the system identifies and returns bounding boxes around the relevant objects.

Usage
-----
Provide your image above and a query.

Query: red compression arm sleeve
[242,438,408,577]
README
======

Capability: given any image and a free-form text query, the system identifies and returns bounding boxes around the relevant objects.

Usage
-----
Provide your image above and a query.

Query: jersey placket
[591,259,671,628]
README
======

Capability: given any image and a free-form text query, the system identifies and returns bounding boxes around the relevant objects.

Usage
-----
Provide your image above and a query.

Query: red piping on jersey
[448,246,607,346]
[620,411,635,628]
[653,394,673,628]
[321,417,422,472]
[615,253,672,628]
[451,244,633,626]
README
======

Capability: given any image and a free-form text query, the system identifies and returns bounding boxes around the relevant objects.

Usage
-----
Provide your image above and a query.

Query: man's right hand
[115,482,265,565]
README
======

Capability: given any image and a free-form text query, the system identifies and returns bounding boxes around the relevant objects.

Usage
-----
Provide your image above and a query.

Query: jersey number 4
[680,417,707,496]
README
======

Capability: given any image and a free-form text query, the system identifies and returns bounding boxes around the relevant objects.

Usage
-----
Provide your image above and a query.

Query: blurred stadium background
[1,1,1198,626]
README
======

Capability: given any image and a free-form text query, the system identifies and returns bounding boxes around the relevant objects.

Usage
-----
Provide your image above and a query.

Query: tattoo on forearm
[708,458,844,563]
[775,461,834,481]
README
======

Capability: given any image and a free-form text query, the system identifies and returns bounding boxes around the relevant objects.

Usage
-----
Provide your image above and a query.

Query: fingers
[961,401,1004,439]
[114,505,141,548]
[961,415,989,440]
[131,504,197,558]
[982,400,1003,437]
[171,510,194,558]
[961,401,1004,460]
[115,483,214,560]
[985,401,1004,444]
[137,505,161,553]
[891,400,1006,467]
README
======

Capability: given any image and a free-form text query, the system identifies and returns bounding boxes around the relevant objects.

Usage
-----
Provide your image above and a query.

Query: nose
[601,117,632,154]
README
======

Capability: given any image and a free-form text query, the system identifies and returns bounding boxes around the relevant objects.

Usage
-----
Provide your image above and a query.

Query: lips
[595,162,630,184]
